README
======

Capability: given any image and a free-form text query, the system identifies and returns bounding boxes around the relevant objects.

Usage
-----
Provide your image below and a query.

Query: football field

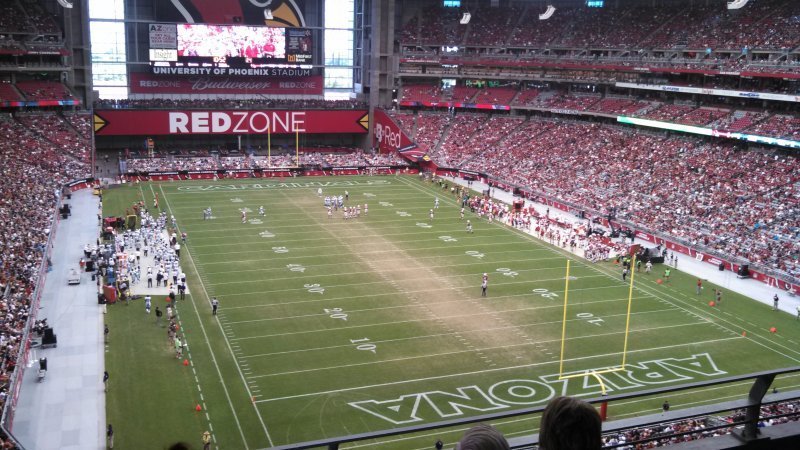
[103,175,800,449]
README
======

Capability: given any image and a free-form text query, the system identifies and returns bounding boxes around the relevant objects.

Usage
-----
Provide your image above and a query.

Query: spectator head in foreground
[539,396,602,450]
[457,423,510,450]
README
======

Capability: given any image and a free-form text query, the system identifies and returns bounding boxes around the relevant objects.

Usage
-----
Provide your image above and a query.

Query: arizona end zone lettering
[349,353,726,425]
[93,110,368,136]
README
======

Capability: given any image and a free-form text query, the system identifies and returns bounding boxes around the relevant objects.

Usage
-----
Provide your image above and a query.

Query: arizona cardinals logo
[165,0,306,27]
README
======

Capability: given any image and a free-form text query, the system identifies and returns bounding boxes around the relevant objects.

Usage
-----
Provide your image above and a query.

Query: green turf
[102,176,800,450]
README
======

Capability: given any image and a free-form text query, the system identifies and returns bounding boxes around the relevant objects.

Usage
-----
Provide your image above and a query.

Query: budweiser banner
[94,110,369,136]
[130,72,323,95]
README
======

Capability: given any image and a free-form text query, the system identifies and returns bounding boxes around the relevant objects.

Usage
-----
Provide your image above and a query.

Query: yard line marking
[159,184,272,448]
[246,319,706,376]
[195,247,560,267]
[255,335,742,403]
[209,263,582,287]
[204,254,565,275]
[222,287,653,311]
[191,240,542,258]
[225,294,662,326]
[216,273,610,299]
[230,302,679,342]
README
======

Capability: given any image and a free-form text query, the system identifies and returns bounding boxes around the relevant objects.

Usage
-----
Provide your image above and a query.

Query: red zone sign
[93,110,369,136]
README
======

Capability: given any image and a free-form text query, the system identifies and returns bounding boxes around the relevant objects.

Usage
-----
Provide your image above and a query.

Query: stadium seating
[15,113,91,162]
[413,113,451,154]
[0,83,22,102]
[401,0,800,51]
[15,81,75,101]
[411,113,800,278]
[0,113,88,418]
[472,87,517,106]
[94,98,366,110]
[400,84,442,103]
[387,111,416,137]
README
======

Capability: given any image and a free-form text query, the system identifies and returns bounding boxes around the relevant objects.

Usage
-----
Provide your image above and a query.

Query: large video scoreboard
[149,23,313,75]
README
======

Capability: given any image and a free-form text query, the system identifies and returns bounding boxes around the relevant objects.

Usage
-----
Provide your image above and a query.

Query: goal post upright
[558,260,571,377]
[621,254,637,368]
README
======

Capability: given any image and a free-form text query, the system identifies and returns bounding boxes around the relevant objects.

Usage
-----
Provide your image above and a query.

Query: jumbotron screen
[149,23,313,75]
[178,24,286,60]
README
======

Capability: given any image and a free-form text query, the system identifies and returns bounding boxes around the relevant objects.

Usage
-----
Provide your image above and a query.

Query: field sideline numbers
[577,312,604,326]
[350,337,377,354]
[286,264,305,273]
[379,201,393,207]
[272,246,289,253]
[304,283,325,294]
[465,250,485,259]
[416,222,432,228]
[439,235,458,242]
[532,288,558,299]
[496,268,518,277]
[324,307,347,321]
[396,211,411,217]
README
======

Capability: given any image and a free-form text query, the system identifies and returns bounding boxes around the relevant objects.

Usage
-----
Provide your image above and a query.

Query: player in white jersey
[364,203,368,216]
[430,209,434,222]
[241,210,247,223]
[466,220,473,233]
[259,206,265,216]
[460,207,464,220]
[434,197,439,209]
[327,207,332,219]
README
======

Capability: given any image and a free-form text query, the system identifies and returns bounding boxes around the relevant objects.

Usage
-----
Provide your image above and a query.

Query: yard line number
[532,288,559,299]
[324,307,348,321]
[286,264,305,273]
[304,283,325,294]
[577,312,604,326]
[350,337,377,354]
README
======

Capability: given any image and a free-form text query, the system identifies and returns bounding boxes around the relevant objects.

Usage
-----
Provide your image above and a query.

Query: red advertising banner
[129,72,324,96]
[373,109,420,158]
[94,109,369,136]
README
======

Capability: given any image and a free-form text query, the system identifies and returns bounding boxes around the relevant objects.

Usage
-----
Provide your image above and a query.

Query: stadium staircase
[432,116,455,157]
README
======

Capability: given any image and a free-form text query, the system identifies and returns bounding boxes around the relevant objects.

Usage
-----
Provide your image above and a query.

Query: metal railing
[266,367,800,450]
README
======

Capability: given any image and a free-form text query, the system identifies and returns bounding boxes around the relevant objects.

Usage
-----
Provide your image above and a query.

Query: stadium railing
[267,367,800,450]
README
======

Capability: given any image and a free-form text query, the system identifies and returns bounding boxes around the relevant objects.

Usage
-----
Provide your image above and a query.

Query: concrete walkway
[12,189,105,450]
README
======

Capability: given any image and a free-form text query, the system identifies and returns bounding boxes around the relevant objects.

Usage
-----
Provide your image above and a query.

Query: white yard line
[221,283,640,308]
[241,311,692,359]
[231,305,680,342]
[210,263,586,286]
[214,273,610,298]
[224,294,660,325]
[159,184,273,448]
[255,335,742,403]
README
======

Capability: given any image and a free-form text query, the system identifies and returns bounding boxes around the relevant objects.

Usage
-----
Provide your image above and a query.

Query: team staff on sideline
[212,297,219,315]
[481,273,488,297]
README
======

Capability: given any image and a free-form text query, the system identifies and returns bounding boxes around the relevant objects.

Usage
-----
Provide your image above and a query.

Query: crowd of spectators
[15,113,91,162]
[400,0,800,51]
[123,149,409,173]
[95,98,366,110]
[411,113,800,280]
[0,111,88,448]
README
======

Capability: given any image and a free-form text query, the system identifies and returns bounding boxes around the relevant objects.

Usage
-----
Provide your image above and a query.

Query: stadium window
[586,0,604,7]
[324,0,354,90]
[88,0,124,20]
[89,0,128,98]
[443,0,461,7]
